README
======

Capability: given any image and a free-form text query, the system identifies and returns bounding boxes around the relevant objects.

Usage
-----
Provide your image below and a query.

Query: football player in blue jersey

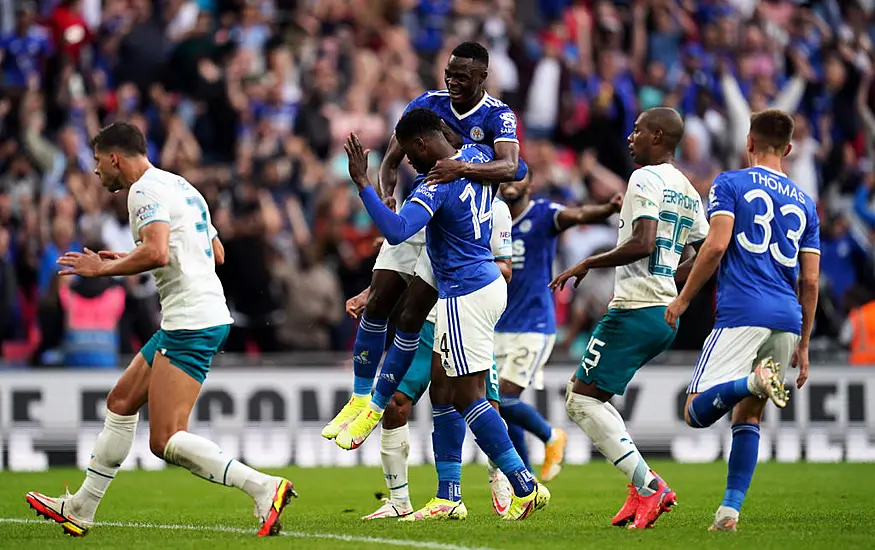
[496,174,622,484]
[322,41,529,445]
[346,108,550,520]
[665,109,820,532]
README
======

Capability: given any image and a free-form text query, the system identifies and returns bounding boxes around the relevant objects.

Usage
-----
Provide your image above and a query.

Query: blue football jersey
[708,166,821,334]
[402,90,527,182]
[495,199,565,334]
[409,145,502,298]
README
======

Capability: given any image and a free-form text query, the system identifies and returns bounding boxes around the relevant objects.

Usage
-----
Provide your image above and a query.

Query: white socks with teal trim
[163,431,272,501]
[72,410,139,521]
[380,425,411,505]
[566,392,658,496]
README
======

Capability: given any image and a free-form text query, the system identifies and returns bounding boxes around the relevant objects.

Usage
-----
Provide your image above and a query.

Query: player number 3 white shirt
[128,167,234,331]
[610,163,709,310]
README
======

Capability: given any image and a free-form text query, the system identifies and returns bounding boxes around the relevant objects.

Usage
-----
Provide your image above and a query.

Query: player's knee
[383,394,411,428]
[396,306,426,334]
[106,387,141,417]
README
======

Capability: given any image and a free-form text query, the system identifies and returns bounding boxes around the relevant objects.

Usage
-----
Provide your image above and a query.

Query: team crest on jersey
[519,220,533,233]
[470,126,485,141]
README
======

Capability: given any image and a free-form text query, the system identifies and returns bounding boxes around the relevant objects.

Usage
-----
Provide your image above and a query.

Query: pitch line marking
[0,517,498,550]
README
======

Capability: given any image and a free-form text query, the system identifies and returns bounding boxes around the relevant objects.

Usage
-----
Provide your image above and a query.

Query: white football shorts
[495,332,557,390]
[372,227,426,279]
[435,276,507,377]
[687,326,800,394]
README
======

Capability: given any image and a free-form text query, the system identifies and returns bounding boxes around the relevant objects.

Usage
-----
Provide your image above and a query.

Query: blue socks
[506,420,531,472]
[372,330,420,410]
[500,394,553,442]
[463,398,535,497]
[432,404,465,502]
[723,422,760,512]
[688,377,753,428]
[352,316,388,396]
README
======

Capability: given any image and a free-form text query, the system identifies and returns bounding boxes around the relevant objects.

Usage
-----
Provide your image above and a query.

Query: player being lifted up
[496,174,622,482]
[322,42,528,446]
[26,123,295,538]
[550,108,708,530]
[345,196,512,520]
[665,109,820,532]
[346,108,550,520]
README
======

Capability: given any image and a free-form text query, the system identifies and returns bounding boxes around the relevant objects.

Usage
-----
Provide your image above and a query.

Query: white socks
[163,431,272,501]
[566,392,658,497]
[486,458,500,477]
[380,425,410,504]
[73,410,139,521]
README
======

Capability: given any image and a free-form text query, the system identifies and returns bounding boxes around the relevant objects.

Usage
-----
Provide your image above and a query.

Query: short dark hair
[644,107,685,151]
[394,108,443,143]
[451,41,489,67]
[90,121,147,156]
[749,109,795,153]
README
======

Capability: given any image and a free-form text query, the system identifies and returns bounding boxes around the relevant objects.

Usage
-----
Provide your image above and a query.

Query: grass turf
[0,461,872,549]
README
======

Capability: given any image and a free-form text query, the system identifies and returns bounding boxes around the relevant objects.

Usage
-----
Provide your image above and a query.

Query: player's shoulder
[481,93,512,112]
[630,165,669,191]
[492,197,511,218]
[411,90,450,107]
[459,143,494,163]
[530,198,564,214]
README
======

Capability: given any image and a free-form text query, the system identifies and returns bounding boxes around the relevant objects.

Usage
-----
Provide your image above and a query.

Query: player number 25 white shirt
[610,163,709,310]
[128,167,233,331]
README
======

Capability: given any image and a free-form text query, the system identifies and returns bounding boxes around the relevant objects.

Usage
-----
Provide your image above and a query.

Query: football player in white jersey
[26,122,295,538]
[550,108,709,530]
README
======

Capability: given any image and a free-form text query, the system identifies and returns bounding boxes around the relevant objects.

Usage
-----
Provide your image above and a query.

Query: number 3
[186,197,213,258]
[736,189,806,268]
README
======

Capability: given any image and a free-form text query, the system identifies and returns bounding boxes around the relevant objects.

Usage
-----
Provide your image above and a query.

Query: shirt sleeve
[490,200,513,259]
[628,168,663,222]
[409,181,449,217]
[402,92,431,116]
[689,196,710,243]
[487,106,520,144]
[128,183,170,240]
[548,201,567,235]
[707,173,736,220]
[800,202,821,254]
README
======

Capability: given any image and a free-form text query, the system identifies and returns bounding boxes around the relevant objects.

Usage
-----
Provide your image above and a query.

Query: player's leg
[26,351,151,536]
[322,270,407,439]
[710,331,799,532]
[148,326,295,537]
[337,276,437,450]
[685,328,790,429]
[441,279,550,521]
[484,357,514,515]
[323,236,419,439]
[364,320,436,520]
[564,307,677,529]
[401,350,469,521]
[496,332,566,481]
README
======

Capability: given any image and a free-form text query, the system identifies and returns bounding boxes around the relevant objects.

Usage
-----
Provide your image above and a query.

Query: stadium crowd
[0,0,874,366]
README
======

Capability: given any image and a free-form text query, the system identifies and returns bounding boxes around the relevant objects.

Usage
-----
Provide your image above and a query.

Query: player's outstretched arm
[550,218,658,290]
[665,215,733,328]
[555,193,623,231]
[793,251,820,389]
[58,222,170,278]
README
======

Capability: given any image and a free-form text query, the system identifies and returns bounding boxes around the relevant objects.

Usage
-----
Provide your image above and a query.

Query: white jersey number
[459,183,492,239]
[736,189,806,268]
[649,211,694,277]
[186,196,213,258]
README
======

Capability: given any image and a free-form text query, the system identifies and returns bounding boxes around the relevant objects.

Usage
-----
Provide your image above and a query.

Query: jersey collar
[754,165,787,177]
[511,201,535,225]
[451,91,489,120]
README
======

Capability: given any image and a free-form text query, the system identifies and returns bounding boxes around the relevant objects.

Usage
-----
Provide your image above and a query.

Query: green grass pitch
[1,461,872,549]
